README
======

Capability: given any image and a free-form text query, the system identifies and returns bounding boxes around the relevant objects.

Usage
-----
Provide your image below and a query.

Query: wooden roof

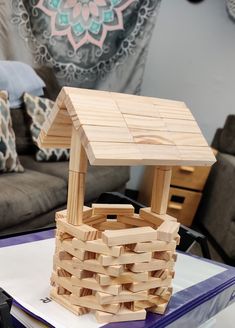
[38,87,215,166]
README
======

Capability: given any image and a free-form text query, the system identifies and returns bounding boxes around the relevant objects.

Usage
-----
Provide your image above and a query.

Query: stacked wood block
[51,205,180,323]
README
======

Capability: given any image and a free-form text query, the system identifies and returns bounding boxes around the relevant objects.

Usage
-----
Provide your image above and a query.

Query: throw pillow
[23,93,69,162]
[0,91,24,172]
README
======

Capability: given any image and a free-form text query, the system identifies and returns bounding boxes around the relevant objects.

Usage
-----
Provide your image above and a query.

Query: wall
[127,0,235,190]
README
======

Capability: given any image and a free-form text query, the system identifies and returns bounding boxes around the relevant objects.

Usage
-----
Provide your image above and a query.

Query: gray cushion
[0,169,67,230]
[11,106,36,155]
[197,152,235,259]
[19,155,130,202]
[219,115,235,155]
[19,155,69,181]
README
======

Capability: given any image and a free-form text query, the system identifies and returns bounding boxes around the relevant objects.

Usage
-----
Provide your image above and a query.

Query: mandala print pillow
[23,93,70,162]
[0,91,24,172]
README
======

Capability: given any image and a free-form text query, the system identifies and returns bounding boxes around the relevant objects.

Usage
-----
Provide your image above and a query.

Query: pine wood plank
[92,204,134,216]
[85,142,142,166]
[139,208,176,227]
[72,238,123,257]
[70,294,120,314]
[95,307,146,323]
[67,171,86,225]
[96,290,148,305]
[131,129,173,145]
[95,271,149,286]
[127,259,174,273]
[129,240,176,253]
[123,114,167,131]
[116,100,160,118]
[157,221,180,242]
[50,288,89,316]
[79,125,133,144]
[98,251,152,266]
[93,221,129,231]
[57,219,98,241]
[72,258,124,277]
[151,167,172,215]
[117,215,155,228]
[102,226,157,246]
[126,277,172,292]
[71,276,121,295]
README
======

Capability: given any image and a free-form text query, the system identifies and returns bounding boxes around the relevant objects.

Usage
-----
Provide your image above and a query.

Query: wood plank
[96,290,148,305]
[137,144,181,165]
[164,118,201,133]
[139,208,176,227]
[70,294,120,314]
[83,215,106,225]
[56,239,88,261]
[117,215,155,228]
[72,258,124,277]
[157,221,180,242]
[123,114,167,131]
[151,167,172,215]
[67,171,86,225]
[85,142,142,166]
[126,277,172,292]
[157,106,194,120]
[98,251,152,266]
[72,238,124,257]
[116,100,160,118]
[148,301,169,314]
[92,204,134,216]
[56,207,92,221]
[95,307,146,323]
[102,226,157,246]
[57,219,98,241]
[93,221,129,231]
[128,240,176,253]
[69,126,88,173]
[131,129,173,145]
[177,145,216,165]
[127,259,174,273]
[96,271,149,286]
[50,288,89,316]
[55,257,93,278]
[79,125,133,145]
[71,276,121,295]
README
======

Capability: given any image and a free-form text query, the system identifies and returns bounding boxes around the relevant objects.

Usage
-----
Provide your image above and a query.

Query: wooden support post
[67,127,88,225]
[151,166,172,215]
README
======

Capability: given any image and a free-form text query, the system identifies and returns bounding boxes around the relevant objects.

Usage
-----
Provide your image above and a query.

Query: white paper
[0,238,225,328]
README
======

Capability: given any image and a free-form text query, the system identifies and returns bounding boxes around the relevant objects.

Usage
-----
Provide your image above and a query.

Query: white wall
[127,0,235,190]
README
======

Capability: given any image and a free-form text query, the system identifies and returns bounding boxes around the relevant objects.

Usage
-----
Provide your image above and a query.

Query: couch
[195,115,235,265]
[0,80,130,237]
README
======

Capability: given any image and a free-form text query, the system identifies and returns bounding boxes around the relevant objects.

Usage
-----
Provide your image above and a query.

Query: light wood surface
[38,87,216,167]
[151,167,172,215]
[102,226,158,246]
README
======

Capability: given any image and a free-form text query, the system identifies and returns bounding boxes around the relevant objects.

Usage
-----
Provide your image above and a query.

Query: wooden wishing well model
[38,88,215,323]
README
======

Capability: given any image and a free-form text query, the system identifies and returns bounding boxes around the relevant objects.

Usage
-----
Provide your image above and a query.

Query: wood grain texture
[95,307,146,323]
[102,226,157,246]
[38,87,215,167]
[151,167,172,215]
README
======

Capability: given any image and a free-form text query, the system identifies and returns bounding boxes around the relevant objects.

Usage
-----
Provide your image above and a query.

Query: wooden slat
[102,226,157,246]
[92,204,134,216]
[151,167,172,215]
[96,290,148,305]
[95,307,146,323]
[85,142,142,166]
[50,288,89,316]
[72,238,123,257]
